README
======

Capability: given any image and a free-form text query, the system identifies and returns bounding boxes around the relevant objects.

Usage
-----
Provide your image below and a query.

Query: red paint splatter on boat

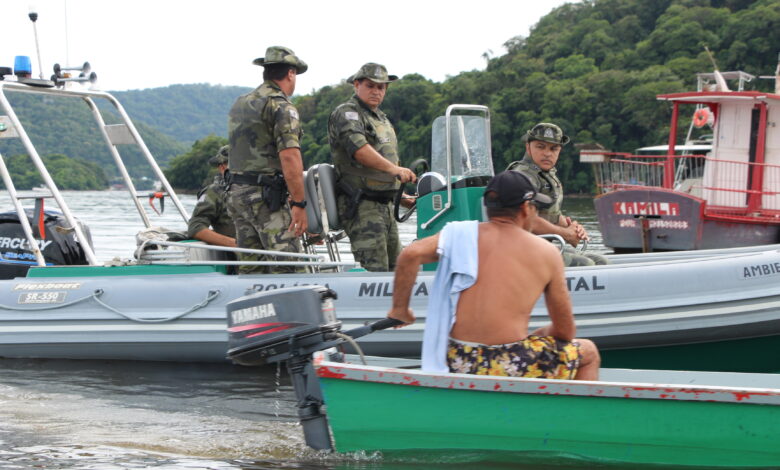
[316,366,347,379]
[494,383,502,391]
[401,376,421,386]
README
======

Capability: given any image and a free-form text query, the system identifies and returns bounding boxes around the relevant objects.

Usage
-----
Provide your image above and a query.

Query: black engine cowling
[226,285,342,366]
[0,209,92,279]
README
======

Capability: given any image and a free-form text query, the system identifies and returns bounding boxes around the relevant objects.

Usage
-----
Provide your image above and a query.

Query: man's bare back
[387,171,599,380]
[451,220,573,345]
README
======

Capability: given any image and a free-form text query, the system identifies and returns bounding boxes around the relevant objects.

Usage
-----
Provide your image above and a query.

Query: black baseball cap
[484,171,553,209]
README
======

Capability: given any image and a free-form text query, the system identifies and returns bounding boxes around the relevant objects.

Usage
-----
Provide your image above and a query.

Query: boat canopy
[657,90,780,104]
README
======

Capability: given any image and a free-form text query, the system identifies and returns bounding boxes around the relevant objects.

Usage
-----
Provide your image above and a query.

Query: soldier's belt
[338,165,398,183]
[361,192,395,204]
[231,172,266,185]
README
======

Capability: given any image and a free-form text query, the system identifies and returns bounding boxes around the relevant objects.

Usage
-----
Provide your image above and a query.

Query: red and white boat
[582,67,780,252]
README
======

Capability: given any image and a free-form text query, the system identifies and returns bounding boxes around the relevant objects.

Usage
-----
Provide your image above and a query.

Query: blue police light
[14,56,32,77]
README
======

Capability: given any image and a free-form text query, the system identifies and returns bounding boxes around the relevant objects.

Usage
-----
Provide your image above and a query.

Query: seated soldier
[387,171,600,380]
[187,145,237,248]
[507,122,608,266]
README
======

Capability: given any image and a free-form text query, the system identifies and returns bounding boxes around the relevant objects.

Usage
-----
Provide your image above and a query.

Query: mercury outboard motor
[0,208,92,279]
[226,286,401,451]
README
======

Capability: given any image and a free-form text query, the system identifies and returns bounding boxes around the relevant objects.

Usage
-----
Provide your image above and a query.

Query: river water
[0,190,621,470]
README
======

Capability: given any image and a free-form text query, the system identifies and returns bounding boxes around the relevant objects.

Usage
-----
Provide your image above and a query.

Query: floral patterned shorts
[447,335,581,379]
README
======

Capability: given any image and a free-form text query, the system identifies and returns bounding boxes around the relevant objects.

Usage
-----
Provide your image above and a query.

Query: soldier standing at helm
[506,122,608,267]
[227,46,309,274]
[187,145,237,248]
[328,63,416,272]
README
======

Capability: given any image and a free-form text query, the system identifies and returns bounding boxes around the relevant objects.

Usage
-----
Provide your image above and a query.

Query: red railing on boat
[583,151,780,223]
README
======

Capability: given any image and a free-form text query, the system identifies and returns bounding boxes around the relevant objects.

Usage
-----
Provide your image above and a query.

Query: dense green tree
[163,135,228,191]
[0,153,107,190]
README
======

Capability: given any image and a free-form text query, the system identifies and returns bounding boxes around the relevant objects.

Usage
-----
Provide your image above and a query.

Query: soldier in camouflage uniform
[506,123,608,267]
[187,145,237,248]
[328,63,416,272]
[227,46,308,274]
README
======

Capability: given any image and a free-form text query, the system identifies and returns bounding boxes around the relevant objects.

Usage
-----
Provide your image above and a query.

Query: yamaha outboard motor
[226,286,401,451]
[227,285,342,366]
[0,208,92,279]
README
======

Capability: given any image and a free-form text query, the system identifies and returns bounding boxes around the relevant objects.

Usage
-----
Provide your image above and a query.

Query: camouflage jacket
[328,95,400,193]
[506,154,564,224]
[187,174,236,239]
[228,80,303,175]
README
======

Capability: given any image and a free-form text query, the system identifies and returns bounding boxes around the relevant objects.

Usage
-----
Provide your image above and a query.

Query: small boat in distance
[581,65,780,252]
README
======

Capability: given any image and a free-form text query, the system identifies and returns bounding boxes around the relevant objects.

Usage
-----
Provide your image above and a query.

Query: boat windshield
[430,114,493,181]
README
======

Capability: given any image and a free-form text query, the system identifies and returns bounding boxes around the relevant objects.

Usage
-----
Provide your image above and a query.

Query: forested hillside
[0,92,190,185]
[294,0,779,193]
[2,0,777,193]
[110,84,251,144]
[0,84,249,188]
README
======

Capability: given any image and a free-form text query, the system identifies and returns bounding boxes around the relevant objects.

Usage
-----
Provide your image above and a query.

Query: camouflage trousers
[337,195,401,272]
[227,184,304,274]
[562,245,610,267]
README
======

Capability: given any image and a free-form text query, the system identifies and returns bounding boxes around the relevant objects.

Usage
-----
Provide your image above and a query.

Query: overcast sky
[4,0,571,93]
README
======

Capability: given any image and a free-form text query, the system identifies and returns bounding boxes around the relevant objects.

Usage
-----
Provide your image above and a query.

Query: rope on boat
[91,288,222,323]
[335,332,367,365]
[1,288,221,323]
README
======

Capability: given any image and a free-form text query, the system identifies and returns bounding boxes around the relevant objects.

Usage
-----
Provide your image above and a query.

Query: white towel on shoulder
[421,220,479,373]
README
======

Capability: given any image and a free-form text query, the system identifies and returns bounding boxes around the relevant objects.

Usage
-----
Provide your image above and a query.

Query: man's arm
[187,190,236,246]
[192,228,237,248]
[279,147,307,237]
[387,234,441,324]
[353,144,416,183]
[530,247,576,341]
[529,215,581,247]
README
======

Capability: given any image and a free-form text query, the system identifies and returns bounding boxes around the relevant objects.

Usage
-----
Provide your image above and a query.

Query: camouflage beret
[523,122,570,146]
[208,145,229,166]
[252,46,308,74]
[349,63,398,84]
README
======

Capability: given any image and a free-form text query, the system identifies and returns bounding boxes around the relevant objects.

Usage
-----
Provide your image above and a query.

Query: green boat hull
[600,334,780,373]
[317,362,780,467]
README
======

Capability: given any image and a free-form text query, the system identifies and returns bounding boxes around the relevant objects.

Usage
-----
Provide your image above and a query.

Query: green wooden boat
[225,285,780,467]
[315,359,780,467]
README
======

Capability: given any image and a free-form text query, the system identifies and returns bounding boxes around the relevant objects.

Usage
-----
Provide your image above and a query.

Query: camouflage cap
[252,46,308,74]
[484,171,553,209]
[349,63,398,83]
[208,145,229,166]
[523,122,570,146]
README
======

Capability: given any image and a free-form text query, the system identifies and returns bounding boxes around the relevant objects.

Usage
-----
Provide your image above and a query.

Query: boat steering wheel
[393,158,430,223]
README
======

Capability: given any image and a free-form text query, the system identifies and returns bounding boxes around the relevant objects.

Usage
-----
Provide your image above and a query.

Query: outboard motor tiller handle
[343,317,404,340]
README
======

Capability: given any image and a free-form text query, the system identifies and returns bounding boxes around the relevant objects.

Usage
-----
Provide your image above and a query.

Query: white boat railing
[0,81,191,267]
[136,239,358,271]
[581,149,780,221]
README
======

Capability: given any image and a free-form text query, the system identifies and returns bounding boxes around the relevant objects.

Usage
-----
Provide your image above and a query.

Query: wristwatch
[290,199,307,208]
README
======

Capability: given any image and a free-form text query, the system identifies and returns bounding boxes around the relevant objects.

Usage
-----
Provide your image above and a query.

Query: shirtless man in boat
[387,170,600,380]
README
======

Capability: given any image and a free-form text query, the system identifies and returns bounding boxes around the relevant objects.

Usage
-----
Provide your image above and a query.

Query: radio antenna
[64,0,70,66]
[28,7,45,79]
